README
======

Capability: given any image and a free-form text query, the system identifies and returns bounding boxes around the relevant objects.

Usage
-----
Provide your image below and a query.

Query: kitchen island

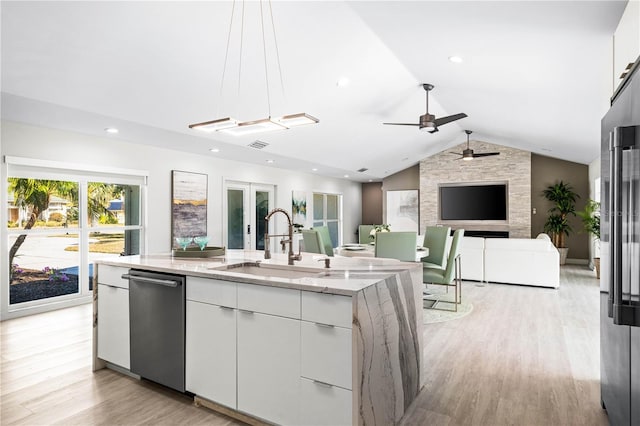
[93,251,424,426]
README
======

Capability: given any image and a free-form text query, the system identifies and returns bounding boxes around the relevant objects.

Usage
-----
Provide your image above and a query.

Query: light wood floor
[1,265,608,425]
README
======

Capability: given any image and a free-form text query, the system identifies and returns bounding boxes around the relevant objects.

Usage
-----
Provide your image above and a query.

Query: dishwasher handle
[121,274,180,288]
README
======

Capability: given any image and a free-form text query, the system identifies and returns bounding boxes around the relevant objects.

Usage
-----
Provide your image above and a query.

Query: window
[312,192,342,247]
[3,157,146,317]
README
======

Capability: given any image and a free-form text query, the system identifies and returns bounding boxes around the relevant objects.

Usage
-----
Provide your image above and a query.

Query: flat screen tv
[439,183,508,221]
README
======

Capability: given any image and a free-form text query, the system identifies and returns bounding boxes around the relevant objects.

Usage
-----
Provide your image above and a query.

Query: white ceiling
[1,1,627,182]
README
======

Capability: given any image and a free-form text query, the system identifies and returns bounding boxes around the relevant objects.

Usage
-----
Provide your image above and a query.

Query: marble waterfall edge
[353,269,424,425]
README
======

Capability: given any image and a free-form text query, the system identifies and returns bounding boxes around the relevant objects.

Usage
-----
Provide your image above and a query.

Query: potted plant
[577,199,601,278]
[543,181,579,265]
[369,224,390,242]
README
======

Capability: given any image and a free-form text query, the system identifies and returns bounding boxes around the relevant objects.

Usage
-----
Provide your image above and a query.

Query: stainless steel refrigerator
[601,55,640,425]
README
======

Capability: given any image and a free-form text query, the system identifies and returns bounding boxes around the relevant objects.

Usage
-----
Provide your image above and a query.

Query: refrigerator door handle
[611,125,640,327]
[608,130,617,318]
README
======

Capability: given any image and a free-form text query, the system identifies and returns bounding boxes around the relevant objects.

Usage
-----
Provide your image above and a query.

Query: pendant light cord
[219,0,236,116]
[218,0,286,121]
[268,0,285,100]
[238,0,245,115]
[259,0,271,117]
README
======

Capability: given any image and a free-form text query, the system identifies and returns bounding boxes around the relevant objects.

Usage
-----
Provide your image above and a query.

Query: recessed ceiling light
[368,179,373,182]
[104,127,119,134]
[209,148,220,153]
[336,77,350,87]
[448,56,463,63]
[266,159,275,164]
[344,174,350,178]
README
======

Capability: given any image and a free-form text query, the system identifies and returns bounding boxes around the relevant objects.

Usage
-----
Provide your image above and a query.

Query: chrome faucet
[264,208,302,265]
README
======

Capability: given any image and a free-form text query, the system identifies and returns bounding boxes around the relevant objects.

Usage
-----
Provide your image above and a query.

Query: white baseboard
[565,258,589,265]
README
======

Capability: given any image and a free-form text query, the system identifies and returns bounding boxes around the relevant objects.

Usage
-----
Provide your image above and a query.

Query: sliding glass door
[5,164,145,315]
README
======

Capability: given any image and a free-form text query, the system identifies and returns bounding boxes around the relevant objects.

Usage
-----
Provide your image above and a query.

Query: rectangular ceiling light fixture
[188,2,318,138]
[190,113,319,136]
[275,113,319,128]
[188,117,238,132]
[218,118,287,136]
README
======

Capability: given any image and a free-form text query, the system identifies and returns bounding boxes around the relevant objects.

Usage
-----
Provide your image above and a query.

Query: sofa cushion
[485,238,554,252]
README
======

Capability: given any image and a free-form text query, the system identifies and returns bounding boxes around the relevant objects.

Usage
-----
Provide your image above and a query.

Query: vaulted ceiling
[1,1,627,181]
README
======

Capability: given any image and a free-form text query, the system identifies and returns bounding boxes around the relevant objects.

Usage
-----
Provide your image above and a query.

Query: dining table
[335,243,429,262]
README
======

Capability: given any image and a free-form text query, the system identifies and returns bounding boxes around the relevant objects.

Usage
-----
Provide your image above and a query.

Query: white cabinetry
[300,292,353,426]
[237,310,301,425]
[237,283,301,426]
[613,0,640,90]
[185,278,237,408]
[184,278,355,426]
[97,265,130,369]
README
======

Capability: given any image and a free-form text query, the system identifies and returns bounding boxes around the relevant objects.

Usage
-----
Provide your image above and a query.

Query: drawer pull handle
[315,322,335,328]
[313,380,333,388]
[239,309,254,315]
[219,305,234,311]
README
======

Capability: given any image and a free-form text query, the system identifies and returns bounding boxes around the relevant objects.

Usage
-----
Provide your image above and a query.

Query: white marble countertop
[95,250,422,296]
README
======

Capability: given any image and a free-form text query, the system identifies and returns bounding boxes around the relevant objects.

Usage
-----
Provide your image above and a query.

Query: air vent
[357,168,368,173]
[248,140,269,149]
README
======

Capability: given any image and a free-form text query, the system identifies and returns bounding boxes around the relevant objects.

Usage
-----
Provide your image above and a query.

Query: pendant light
[189,0,318,135]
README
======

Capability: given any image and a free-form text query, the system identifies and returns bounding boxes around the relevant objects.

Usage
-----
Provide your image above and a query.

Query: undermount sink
[210,263,321,279]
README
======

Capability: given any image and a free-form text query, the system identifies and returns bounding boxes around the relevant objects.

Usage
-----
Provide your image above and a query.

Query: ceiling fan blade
[427,127,439,134]
[433,113,468,127]
[383,122,421,126]
[472,152,500,158]
[448,152,463,156]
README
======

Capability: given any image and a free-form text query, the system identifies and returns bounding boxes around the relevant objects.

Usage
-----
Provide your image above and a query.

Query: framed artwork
[171,170,207,248]
[386,189,419,233]
[292,190,307,225]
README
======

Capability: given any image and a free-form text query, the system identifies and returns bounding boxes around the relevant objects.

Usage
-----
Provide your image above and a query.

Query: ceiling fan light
[189,117,239,132]
[420,122,436,131]
[275,112,319,128]
[462,155,473,161]
[219,118,287,136]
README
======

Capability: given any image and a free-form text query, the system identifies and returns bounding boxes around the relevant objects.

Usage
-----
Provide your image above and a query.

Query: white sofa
[460,234,560,288]
[460,237,485,282]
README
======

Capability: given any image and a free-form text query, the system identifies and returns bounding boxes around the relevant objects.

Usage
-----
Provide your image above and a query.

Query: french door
[224,181,274,250]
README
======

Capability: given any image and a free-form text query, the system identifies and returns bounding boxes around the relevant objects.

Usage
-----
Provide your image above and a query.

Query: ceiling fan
[383,83,467,133]
[450,130,500,161]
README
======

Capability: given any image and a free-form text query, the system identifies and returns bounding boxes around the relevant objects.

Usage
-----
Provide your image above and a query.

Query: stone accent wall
[419,140,531,238]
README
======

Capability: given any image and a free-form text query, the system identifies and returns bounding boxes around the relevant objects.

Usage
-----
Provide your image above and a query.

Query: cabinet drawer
[97,265,129,289]
[301,322,352,390]
[187,277,236,307]
[300,377,352,426]
[237,283,300,319]
[302,291,352,328]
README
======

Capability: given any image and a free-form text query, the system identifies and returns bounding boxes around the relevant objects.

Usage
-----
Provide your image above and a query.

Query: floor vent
[248,140,269,149]
[357,168,368,173]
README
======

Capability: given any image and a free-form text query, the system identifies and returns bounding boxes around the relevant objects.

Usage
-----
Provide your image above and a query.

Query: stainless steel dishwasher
[124,269,186,393]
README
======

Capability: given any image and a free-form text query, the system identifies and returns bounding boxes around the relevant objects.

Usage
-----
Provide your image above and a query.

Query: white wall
[1,121,361,318]
[2,120,361,248]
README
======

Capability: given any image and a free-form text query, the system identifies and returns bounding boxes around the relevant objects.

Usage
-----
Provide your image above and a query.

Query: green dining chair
[423,229,465,312]
[301,230,324,254]
[374,231,417,262]
[311,226,334,257]
[422,226,451,269]
[358,225,375,244]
